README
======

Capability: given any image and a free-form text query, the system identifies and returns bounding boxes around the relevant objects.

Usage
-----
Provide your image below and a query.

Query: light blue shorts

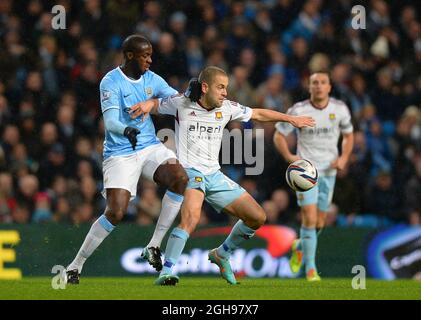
[296,175,336,212]
[185,168,246,212]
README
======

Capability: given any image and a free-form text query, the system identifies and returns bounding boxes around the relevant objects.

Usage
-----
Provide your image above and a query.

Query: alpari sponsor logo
[301,126,334,136]
[188,122,222,135]
[120,225,297,278]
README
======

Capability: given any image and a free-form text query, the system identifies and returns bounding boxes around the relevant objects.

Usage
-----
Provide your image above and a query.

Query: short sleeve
[229,100,253,122]
[158,94,183,116]
[340,104,354,134]
[100,76,120,113]
[275,105,296,136]
[153,73,178,98]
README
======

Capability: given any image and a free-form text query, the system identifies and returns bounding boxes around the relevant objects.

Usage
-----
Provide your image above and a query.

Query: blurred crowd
[0,0,420,227]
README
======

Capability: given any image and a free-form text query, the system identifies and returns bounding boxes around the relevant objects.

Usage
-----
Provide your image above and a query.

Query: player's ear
[126,51,134,60]
[201,82,208,94]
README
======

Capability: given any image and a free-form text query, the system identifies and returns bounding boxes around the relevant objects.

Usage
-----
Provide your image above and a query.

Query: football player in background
[273,71,354,281]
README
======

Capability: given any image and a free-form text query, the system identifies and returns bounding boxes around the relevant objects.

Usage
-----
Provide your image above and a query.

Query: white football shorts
[102,143,176,200]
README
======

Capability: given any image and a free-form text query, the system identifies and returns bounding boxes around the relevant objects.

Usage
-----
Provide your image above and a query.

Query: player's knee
[105,207,125,224]
[255,210,267,228]
[170,171,188,195]
[247,209,266,229]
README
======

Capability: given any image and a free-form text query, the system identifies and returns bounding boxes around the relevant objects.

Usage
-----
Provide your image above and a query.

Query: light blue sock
[296,227,323,250]
[160,227,189,276]
[300,227,317,273]
[216,220,255,259]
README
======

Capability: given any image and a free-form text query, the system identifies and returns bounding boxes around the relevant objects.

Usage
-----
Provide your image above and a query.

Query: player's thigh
[296,182,318,208]
[153,160,188,193]
[316,176,336,212]
[179,188,205,233]
[141,143,179,182]
[204,171,246,214]
[223,192,266,228]
[102,153,142,200]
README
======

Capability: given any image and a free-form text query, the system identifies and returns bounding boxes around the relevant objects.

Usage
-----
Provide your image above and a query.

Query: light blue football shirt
[100,67,177,159]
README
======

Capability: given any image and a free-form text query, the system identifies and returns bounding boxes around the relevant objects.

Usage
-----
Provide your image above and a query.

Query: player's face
[309,73,331,101]
[133,44,153,74]
[204,74,228,108]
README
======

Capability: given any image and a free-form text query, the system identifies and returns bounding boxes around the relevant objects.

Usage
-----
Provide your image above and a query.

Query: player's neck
[198,97,216,111]
[120,63,143,80]
[310,97,329,109]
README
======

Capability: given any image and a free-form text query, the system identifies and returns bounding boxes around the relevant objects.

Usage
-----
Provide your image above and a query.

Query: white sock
[67,215,115,273]
[147,191,183,248]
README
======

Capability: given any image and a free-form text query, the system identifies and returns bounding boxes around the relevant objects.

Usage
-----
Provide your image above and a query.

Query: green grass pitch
[1,277,420,300]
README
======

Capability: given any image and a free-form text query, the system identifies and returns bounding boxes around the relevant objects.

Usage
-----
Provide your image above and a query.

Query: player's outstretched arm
[129,99,159,120]
[250,109,315,128]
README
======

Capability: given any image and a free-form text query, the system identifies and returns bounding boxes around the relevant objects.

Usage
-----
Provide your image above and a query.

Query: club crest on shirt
[329,113,336,120]
[215,111,223,120]
[145,87,153,96]
[195,177,203,182]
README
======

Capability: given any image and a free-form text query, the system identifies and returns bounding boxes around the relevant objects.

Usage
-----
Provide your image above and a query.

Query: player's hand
[287,155,301,163]
[124,127,140,150]
[289,116,315,128]
[129,101,154,120]
[184,78,202,102]
[331,156,348,170]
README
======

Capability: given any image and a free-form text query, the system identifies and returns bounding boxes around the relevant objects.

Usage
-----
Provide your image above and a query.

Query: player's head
[309,71,331,101]
[198,66,228,108]
[122,34,152,74]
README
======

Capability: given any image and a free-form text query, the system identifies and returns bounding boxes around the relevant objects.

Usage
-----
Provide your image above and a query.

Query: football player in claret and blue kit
[129,66,314,285]
[274,71,354,281]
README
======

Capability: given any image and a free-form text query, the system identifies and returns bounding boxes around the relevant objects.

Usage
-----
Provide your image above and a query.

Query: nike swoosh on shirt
[123,93,131,98]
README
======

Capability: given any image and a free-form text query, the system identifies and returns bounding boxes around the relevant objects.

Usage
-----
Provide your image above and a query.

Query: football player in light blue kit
[65,35,188,284]
[274,71,354,281]
[130,66,315,285]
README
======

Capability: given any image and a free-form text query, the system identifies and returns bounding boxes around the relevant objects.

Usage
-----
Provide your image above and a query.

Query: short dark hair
[122,35,151,55]
[198,66,227,85]
[310,70,331,83]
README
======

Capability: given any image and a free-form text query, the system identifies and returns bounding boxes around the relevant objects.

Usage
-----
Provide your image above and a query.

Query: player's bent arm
[250,108,314,128]
[129,99,159,119]
[273,131,299,163]
[103,108,126,135]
